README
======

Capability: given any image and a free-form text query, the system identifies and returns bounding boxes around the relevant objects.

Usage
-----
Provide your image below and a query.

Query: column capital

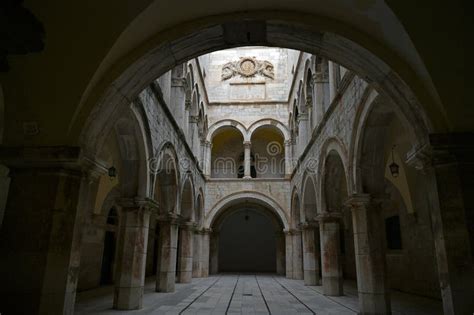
[116,197,159,213]
[171,77,187,88]
[243,141,252,148]
[344,193,371,209]
[406,133,474,172]
[189,115,200,123]
[297,113,309,122]
[312,71,329,83]
[316,212,342,223]
[300,220,319,230]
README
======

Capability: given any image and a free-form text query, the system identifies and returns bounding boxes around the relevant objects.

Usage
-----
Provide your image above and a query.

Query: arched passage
[289,189,304,280]
[206,192,288,275]
[154,144,179,214]
[176,176,195,283]
[250,125,285,178]
[210,126,245,178]
[348,96,443,311]
[213,204,282,273]
[100,207,118,286]
[320,149,356,296]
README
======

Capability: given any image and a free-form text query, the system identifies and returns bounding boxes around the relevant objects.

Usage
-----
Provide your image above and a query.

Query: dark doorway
[218,209,276,272]
[100,231,115,285]
[100,208,117,285]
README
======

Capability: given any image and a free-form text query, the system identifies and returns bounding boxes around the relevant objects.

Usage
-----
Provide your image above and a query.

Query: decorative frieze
[222,57,275,80]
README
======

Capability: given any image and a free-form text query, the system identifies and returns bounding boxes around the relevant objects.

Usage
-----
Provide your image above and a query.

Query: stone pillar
[407,135,474,315]
[192,228,203,278]
[209,231,219,274]
[77,173,107,291]
[183,99,191,136]
[204,141,212,177]
[346,195,390,314]
[292,229,304,280]
[0,147,101,315]
[285,231,294,278]
[302,223,320,286]
[319,214,343,296]
[177,222,194,283]
[275,232,286,275]
[171,76,187,125]
[284,140,293,176]
[201,229,211,277]
[313,70,328,125]
[189,115,201,157]
[328,61,340,103]
[156,215,179,292]
[243,141,252,179]
[113,199,152,310]
[0,164,10,229]
[306,97,313,131]
[297,113,309,156]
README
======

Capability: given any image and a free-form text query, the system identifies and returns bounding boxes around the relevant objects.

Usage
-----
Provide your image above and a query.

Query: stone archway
[210,202,286,274]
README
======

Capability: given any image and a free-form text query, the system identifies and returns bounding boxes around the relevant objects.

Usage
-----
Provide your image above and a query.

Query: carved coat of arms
[221,57,275,80]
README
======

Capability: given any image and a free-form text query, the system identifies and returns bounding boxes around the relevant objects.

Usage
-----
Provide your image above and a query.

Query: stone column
[406,135,474,315]
[328,61,340,103]
[285,231,294,278]
[346,195,390,314]
[313,70,328,125]
[292,229,304,280]
[306,97,313,131]
[209,231,219,274]
[319,214,343,296]
[113,199,152,310]
[284,140,293,176]
[297,113,309,156]
[201,229,211,277]
[156,215,179,292]
[189,115,201,157]
[204,141,212,177]
[77,174,107,291]
[302,223,320,286]
[243,141,252,179]
[192,228,203,278]
[0,147,102,315]
[177,222,194,283]
[275,232,286,275]
[171,76,187,125]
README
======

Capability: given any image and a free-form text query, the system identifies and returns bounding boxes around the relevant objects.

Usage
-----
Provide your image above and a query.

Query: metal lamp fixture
[108,166,117,180]
[389,145,399,178]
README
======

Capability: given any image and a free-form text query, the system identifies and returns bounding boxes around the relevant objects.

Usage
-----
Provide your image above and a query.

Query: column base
[304,270,318,286]
[358,292,391,315]
[113,286,144,310]
[322,276,343,296]
[156,272,175,292]
[177,270,193,283]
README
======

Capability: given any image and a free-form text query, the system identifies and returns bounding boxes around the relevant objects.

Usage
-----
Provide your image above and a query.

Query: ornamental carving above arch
[221,57,275,80]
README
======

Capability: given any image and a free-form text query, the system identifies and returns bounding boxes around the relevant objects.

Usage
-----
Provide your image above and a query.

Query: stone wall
[204,179,291,225]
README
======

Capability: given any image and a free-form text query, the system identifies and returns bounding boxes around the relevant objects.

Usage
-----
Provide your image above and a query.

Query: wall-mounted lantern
[389,145,399,178]
[108,166,117,180]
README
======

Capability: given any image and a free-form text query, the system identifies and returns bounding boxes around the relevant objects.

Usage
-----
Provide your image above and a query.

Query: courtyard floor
[75,274,442,315]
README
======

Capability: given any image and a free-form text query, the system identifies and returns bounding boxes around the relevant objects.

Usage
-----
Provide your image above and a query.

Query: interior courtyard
[0,2,471,315]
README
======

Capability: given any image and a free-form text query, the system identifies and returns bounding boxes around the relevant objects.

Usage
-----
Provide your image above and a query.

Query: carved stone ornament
[221,57,275,80]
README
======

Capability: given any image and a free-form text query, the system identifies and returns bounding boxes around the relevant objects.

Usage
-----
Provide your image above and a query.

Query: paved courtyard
[75,274,442,314]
